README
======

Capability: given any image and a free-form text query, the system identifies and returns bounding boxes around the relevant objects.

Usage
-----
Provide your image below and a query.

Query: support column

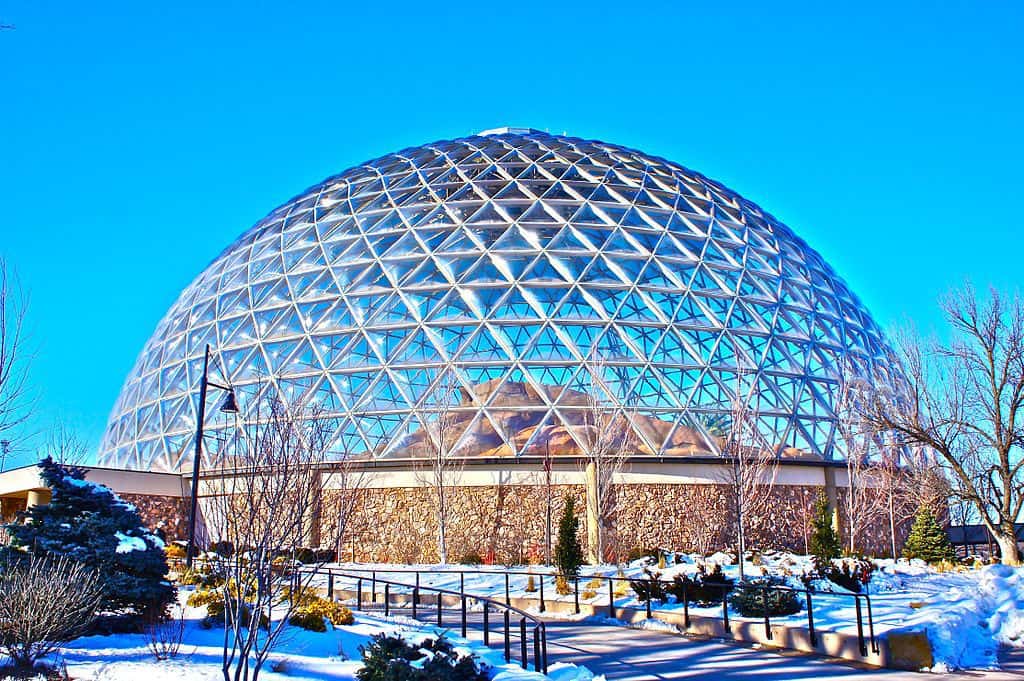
[585,462,599,564]
[823,467,842,536]
[25,489,50,511]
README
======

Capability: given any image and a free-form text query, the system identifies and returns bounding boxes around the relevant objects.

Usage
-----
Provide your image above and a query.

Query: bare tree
[415,370,464,565]
[0,553,104,672]
[575,357,635,564]
[868,286,1024,565]
[834,365,885,553]
[39,417,89,466]
[714,368,778,581]
[201,396,346,681]
[0,260,31,453]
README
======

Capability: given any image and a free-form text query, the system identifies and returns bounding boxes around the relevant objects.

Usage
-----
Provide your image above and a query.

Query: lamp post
[186,344,239,568]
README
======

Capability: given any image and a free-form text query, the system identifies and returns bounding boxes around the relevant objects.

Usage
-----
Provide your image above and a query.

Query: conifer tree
[554,494,584,578]
[3,457,174,617]
[903,506,956,564]
[808,491,841,560]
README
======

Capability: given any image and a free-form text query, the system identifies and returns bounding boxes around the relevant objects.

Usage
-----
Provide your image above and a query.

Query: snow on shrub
[728,576,802,617]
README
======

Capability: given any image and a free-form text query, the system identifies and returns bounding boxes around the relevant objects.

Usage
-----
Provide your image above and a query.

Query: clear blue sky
[0,1,1021,464]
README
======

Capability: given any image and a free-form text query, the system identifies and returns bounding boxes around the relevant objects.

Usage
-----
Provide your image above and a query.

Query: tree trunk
[994,525,1021,566]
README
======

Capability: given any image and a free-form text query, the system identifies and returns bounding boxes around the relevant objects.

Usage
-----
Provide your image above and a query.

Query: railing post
[855,596,867,656]
[608,578,614,619]
[761,587,771,640]
[371,571,377,603]
[384,584,390,617]
[541,621,548,673]
[483,604,490,646]
[412,587,418,619]
[722,584,730,633]
[328,572,334,600]
[415,572,420,605]
[504,610,511,662]
[806,590,817,646]
[534,625,542,672]
[520,617,528,669]
[437,591,443,627]
[539,574,545,612]
[460,573,465,599]
[505,573,510,606]
[683,580,690,629]
[357,578,363,611]
[574,576,580,614]
[461,593,467,638]
[646,588,652,619]
[865,594,879,654]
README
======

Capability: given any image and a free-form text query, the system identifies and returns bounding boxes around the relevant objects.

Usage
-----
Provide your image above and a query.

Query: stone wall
[122,493,189,541]
[325,483,911,563]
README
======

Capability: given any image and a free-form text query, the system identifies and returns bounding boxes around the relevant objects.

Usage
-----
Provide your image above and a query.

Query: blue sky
[0,1,1021,463]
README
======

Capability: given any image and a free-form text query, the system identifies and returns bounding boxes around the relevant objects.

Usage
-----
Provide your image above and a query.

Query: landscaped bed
[43,588,597,681]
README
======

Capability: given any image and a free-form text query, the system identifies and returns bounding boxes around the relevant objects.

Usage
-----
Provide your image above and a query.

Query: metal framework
[98,128,899,472]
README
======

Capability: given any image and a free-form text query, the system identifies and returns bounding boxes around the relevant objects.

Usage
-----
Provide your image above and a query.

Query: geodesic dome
[98,128,899,473]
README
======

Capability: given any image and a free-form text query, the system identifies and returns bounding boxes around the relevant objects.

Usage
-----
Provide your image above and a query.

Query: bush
[728,577,801,617]
[164,543,186,559]
[289,608,328,632]
[0,553,105,672]
[144,608,185,661]
[289,596,354,630]
[629,569,668,603]
[801,555,874,593]
[554,495,584,579]
[458,551,484,565]
[903,507,956,564]
[2,458,175,618]
[666,563,734,605]
[809,491,841,560]
[356,633,488,681]
[555,575,571,595]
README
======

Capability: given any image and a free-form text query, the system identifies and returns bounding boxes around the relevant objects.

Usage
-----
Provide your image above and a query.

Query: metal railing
[310,565,878,658]
[298,565,548,673]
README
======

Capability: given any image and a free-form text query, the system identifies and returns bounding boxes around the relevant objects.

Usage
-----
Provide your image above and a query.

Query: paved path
[365,605,1024,680]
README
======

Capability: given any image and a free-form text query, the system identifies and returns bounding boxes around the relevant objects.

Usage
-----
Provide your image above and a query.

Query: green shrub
[356,633,488,681]
[903,507,955,564]
[728,577,801,617]
[629,569,668,603]
[809,492,841,560]
[554,496,584,579]
[666,563,734,605]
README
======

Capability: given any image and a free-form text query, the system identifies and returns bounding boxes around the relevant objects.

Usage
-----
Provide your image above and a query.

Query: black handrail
[302,565,548,673]
[316,564,878,656]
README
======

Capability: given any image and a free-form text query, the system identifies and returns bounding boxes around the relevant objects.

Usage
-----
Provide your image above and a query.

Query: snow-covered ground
[52,589,597,681]
[311,553,1024,672]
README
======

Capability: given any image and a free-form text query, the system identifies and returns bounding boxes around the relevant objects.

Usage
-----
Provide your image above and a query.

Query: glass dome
[98,128,899,472]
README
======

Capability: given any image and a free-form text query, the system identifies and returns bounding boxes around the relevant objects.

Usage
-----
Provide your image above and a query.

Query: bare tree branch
[866,284,1024,565]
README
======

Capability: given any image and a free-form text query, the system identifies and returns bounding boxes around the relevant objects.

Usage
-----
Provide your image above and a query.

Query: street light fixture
[185,343,239,568]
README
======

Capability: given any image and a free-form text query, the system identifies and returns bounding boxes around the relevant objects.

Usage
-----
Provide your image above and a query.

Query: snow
[309,554,1024,672]
[49,589,598,681]
[114,531,148,554]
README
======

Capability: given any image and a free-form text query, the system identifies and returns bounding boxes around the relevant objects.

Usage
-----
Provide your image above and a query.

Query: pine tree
[3,457,175,617]
[808,491,841,560]
[903,506,956,564]
[554,494,584,578]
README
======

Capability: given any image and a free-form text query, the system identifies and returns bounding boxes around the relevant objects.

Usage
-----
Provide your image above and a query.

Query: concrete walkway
[538,618,1024,680]
[375,605,1024,681]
